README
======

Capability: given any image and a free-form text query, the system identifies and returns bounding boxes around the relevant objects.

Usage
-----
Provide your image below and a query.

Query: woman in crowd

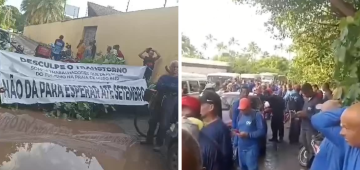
[76,40,86,60]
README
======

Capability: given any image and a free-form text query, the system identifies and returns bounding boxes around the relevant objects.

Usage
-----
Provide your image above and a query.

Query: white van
[207,72,241,84]
[182,72,207,97]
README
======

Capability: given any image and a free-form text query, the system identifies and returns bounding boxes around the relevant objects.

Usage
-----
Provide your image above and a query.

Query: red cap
[238,98,251,110]
[182,96,200,113]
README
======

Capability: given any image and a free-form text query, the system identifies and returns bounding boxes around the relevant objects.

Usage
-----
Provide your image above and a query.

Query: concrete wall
[24,7,178,81]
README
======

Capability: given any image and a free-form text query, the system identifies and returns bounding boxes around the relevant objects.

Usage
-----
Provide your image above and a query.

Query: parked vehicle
[34,44,52,59]
[0,29,11,50]
[207,72,241,85]
[161,122,178,170]
[182,72,207,98]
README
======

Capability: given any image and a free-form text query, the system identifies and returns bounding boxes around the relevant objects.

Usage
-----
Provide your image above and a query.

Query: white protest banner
[0,71,148,105]
[0,50,146,82]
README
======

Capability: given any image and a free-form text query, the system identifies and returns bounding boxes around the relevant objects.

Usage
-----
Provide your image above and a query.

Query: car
[161,122,178,170]
[220,92,267,156]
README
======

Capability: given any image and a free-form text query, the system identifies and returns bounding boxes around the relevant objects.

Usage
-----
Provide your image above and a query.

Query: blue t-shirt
[311,138,344,170]
[199,132,223,170]
[233,110,266,148]
[155,75,178,93]
[201,119,233,170]
[52,39,65,54]
[312,108,360,170]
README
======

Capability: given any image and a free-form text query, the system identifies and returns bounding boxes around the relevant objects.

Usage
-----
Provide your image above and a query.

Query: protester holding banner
[139,48,161,82]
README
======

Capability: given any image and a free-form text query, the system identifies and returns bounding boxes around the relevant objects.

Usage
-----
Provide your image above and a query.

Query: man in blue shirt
[232,86,250,129]
[199,90,233,170]
[311,104,360,170]
[233,98,266,170]
[310,100,344,170]
[284,84,304,143]
[52,35,65,61]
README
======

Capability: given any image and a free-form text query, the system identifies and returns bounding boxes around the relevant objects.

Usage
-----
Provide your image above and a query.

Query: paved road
[12,34,38,55]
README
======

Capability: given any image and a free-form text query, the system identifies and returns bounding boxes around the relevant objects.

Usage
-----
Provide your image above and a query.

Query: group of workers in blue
[183,79,359,170]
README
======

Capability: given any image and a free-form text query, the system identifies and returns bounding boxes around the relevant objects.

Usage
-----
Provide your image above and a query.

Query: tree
[216,42,227,53]
[201,43,207,50]
[228,37,239,47]
[21,0,66,25]
[182,34,202,58]
[205,34,217,43]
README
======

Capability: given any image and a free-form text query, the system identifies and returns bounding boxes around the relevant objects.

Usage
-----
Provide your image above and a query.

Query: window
[188,81,200,93]
[199,81,207,91]
[182,81,188,94]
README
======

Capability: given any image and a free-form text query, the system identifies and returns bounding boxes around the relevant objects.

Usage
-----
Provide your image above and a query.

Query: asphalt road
[12,34,38,55]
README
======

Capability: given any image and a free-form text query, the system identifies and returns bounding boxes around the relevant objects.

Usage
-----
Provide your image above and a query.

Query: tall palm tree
[126,0,130,12]
[228,37,239,47]
[164,0,167,7]
[21,0,66,25]
[201,43,207,51]
[205,34,217,43]
[0,6,15,29]
[216,42,227,53]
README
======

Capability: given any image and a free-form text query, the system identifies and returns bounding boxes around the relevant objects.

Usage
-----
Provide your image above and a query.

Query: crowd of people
[182,77,356,170]
[50,35,164,82]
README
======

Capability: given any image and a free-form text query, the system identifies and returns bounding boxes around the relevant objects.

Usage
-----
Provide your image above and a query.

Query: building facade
[23,7,178,81]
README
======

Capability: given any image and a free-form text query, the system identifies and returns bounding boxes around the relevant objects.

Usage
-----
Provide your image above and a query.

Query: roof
[182,57,229,67]
[87,2,122,17]
[207,73,240,77]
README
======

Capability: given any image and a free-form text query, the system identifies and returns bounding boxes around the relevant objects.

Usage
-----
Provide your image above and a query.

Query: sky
[181,0,293,59]
[5,0,178,17]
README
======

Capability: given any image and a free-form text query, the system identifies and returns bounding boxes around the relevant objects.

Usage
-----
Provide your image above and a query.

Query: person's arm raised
[311,108,346,148]
[153,50,161,60]
[138,49,147,59]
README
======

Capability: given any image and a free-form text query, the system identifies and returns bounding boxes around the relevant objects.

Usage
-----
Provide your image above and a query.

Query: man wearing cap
[296,83,322,165]
[232,86,250,129]
[199,90,233,170]
[233,98,266,170]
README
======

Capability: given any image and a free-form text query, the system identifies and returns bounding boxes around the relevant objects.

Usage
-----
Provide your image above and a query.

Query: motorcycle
[298,133,324,167]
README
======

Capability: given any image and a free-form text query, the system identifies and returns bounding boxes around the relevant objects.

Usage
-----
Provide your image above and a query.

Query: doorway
[83,26,97,46]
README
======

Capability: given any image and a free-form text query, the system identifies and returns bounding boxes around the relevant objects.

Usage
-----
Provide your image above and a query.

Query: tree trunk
[330,0,356,17]
[126,0,130,12]
[164,0,167,7]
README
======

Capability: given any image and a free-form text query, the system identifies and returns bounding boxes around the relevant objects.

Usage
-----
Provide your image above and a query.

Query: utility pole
[126,0,130,12]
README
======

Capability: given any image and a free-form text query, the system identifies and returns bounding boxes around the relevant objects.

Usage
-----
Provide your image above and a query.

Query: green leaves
[333,12,360,104]
[21,0,66,25]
